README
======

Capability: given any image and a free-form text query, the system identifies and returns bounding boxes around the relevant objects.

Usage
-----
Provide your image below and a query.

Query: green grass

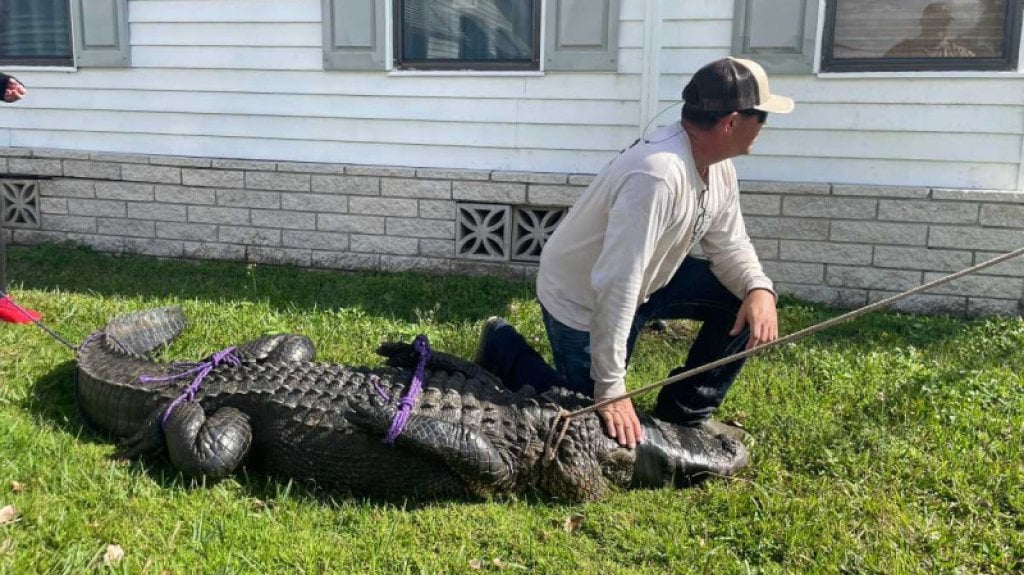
[1,244,1022,574]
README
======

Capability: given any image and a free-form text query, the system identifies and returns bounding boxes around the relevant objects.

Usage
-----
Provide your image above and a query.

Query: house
[0,0,1021,316]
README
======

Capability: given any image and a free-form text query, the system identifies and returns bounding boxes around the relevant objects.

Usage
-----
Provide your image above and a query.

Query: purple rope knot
[382,335,432,445]
[139,346,241,427]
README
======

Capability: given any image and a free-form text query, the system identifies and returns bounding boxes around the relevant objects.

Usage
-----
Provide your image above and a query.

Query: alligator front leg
[376,342,502,387]
[237,334,315,363]
[162,403,252,480]
[350,402,513,492]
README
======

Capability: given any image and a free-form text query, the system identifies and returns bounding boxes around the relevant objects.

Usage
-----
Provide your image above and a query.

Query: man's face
[921,4,953,35]
[729,110,766,156]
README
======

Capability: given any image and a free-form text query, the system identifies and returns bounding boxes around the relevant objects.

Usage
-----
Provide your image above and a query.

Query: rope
[552,245,1024,429]
[139,346,241,426]
[383,334,432,445]
[0,290,78,351]
[368,374,391,401]
[541,409,572,465]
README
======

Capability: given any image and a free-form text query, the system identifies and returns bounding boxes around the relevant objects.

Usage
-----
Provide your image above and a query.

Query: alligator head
[631,415,749,488]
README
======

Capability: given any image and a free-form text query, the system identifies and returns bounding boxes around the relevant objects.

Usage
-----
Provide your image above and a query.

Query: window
[822,0,1022,72]
[0,0,73,66]
[393,0,540,70]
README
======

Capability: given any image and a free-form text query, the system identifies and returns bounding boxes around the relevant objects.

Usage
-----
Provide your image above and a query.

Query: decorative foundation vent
[1,180,41,228]
[456,202,565,263]
[511,206,565,262]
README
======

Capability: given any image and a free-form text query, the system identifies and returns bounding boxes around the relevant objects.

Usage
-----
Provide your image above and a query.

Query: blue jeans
[482,256,749,425]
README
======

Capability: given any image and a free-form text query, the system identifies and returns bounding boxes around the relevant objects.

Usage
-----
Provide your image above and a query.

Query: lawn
[1,244,1022,574]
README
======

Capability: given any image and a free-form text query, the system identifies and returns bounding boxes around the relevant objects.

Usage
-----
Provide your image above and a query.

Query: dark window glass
[822,0,1021,71]
[395,0,539,70]
[0,0,73,66]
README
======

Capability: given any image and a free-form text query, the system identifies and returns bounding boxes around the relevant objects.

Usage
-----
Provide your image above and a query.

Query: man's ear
[719,112,738,134]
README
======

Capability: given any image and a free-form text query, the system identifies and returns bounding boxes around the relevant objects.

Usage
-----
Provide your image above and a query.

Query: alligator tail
[100,307,187,357]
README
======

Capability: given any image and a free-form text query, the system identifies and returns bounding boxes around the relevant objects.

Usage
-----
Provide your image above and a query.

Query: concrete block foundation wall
[2,148,1022,317]
[736,182,1023,317]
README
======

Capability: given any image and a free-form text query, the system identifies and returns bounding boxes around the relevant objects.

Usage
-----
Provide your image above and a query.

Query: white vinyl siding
[0,0,642,174]
[0,0,1021,190]
[657,2,1024,190]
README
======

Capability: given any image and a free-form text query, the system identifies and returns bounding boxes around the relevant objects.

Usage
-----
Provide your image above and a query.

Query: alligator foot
[376,342,503,387]
[115,406,168,460]
[163,403,253,480]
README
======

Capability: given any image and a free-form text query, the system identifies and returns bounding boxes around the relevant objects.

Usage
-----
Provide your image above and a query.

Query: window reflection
[831,0,1006,60]
[401,0,535,63]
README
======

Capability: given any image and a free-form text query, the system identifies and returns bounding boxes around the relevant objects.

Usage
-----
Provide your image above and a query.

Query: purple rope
[139,346,241,426]
[369,374,391,402]
[382,335,431,445]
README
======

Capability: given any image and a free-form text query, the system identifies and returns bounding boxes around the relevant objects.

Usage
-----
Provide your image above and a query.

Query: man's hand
[3,78,26,103]
[596,397,644,448]
[729,288,778,350]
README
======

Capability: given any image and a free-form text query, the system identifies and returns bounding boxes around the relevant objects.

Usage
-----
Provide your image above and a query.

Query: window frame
[0,0,74,67]
[392,0,542,71]
[820,0,1023,73]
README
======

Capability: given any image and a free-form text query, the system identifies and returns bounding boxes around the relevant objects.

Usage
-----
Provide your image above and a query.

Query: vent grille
[1,180,41,228]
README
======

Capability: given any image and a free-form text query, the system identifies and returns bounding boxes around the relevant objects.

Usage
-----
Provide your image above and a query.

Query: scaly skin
[74,307,748,502]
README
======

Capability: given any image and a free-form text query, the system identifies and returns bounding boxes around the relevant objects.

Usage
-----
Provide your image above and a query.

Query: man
[477,57,792,448]
[0,73,27,103]
[885,2,975,58]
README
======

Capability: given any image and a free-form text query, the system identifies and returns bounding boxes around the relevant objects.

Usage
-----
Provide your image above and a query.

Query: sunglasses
[738,109,768,124]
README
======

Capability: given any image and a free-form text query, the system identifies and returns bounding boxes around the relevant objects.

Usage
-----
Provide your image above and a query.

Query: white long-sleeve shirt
[536,123,773,401]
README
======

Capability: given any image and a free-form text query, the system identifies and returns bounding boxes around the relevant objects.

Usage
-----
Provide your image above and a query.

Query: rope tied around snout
[541,409,573,467]
[139,346,241,427]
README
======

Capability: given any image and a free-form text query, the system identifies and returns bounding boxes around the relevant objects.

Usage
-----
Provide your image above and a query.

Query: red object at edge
[0,296,41,324]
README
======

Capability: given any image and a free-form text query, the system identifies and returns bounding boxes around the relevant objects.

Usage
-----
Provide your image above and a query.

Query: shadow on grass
[623,295,975,365]
[115,457,529,512]
[26,360,110,445]
[774,295,977,352]
[11,244,984,357]
[8,244,533,325]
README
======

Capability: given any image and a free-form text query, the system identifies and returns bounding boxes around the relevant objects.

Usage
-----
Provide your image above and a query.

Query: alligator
[74,307,749,502]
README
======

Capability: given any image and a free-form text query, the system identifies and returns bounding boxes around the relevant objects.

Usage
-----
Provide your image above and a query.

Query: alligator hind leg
[162,403,252,480]
[237,334,315,363]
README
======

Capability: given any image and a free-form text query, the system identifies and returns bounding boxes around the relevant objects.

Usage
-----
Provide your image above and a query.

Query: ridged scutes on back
[102,307,187,357]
